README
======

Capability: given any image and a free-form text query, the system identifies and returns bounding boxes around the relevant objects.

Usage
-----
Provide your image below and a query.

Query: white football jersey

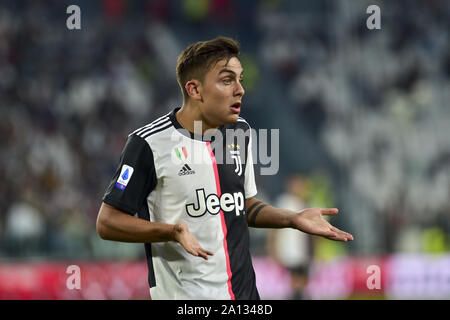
[103,107,259,299]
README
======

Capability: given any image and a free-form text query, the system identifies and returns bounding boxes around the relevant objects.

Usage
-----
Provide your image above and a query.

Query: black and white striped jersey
[103,107,259,300]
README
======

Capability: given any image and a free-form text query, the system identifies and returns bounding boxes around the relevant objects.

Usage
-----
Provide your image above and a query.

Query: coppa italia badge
[115,165,134,190]
[174,146,188,161]
[175,146,195,176]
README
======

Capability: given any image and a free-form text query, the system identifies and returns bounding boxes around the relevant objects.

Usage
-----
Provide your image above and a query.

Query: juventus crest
[230,150,242,176]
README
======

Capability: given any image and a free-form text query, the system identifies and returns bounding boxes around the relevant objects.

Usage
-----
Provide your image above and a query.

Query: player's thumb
[321,208,339,215]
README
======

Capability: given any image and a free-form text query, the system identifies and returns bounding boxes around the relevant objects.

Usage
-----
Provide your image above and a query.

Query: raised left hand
[290,208,354,242]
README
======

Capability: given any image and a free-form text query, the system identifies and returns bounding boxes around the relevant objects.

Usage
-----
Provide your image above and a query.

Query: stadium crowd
[0,0,449,265]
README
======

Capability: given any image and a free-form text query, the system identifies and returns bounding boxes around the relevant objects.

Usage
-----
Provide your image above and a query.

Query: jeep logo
[186,189,245,217]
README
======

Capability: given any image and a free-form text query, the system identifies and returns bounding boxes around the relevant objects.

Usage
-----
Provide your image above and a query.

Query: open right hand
[173,222,213,260]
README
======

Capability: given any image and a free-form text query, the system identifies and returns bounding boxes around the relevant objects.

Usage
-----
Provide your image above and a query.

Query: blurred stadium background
[0,0,449,299]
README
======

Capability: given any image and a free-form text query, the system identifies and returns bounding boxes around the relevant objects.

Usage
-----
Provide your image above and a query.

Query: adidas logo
[178,164,196,176]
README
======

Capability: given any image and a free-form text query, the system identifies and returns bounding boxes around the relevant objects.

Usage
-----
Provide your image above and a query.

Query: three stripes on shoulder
[131,113,172,139]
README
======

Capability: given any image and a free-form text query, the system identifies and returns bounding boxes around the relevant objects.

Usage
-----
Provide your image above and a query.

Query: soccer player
[96,36,353,300]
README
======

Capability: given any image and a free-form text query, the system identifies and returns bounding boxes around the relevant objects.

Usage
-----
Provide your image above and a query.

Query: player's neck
[176,103,218,134]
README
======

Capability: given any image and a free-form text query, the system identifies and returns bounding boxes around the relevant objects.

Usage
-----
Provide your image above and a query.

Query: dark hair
[176,36,240,101]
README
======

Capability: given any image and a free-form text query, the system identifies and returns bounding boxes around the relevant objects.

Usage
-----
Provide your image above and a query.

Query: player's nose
[235,81,245,97]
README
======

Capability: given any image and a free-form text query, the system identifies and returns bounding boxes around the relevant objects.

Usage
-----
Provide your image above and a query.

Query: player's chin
[216,111,239,126]
[225,112,239,123]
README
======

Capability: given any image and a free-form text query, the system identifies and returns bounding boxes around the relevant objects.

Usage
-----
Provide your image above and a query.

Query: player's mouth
[230,102,241,114]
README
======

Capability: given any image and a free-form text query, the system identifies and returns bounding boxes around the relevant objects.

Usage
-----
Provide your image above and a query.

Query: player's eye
[223,78,232,84]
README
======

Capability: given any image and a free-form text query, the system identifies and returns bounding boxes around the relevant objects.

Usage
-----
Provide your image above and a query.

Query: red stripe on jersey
[206,141,235,300]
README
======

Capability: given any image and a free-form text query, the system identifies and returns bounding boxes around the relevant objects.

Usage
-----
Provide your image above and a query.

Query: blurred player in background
[268,175,312,299]
[96,36,353,300]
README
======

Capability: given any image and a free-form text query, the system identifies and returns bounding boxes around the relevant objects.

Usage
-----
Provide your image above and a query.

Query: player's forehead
[209,57,243,77]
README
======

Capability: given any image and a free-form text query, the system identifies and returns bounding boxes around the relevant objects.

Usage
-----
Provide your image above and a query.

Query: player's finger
[186,244,202,257]
[331,231,351,241]
[341,232,353,241]
[199,248,213,258]
[198,251,208,260]
[328,231,352,242]
[199,249,212,260]
[331,226,354,240]
[321,208,339,215]
[190,250,199,257]
[193,246,213,260]
[321,230,338,239]
[203,249,214,256]
[327,233,348,242]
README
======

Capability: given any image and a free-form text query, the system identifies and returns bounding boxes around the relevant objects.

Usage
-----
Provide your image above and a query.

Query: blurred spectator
[0,0,448,261]
[4,199,45,258]
[267,175,313,299]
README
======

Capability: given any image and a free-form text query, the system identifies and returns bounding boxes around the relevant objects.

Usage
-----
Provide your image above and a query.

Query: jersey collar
[169,107,222,142]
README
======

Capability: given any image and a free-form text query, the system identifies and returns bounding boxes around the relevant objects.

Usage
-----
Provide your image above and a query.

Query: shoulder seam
[136,119,171,138]
[140,122,173,139]
[129,111,172,137]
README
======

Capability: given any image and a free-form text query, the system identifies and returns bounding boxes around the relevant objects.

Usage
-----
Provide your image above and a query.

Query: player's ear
[185,80,202,102]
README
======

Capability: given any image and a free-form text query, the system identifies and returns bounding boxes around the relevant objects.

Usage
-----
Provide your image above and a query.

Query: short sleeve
[244,129,257,198]
[103,134,157,215]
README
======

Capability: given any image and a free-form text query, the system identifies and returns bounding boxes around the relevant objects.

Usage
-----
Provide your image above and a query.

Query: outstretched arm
[245,198,354,242]
[97,203,213,259]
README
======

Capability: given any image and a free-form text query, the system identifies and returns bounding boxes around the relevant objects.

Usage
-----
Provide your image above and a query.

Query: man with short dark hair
[96,36,353,300]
